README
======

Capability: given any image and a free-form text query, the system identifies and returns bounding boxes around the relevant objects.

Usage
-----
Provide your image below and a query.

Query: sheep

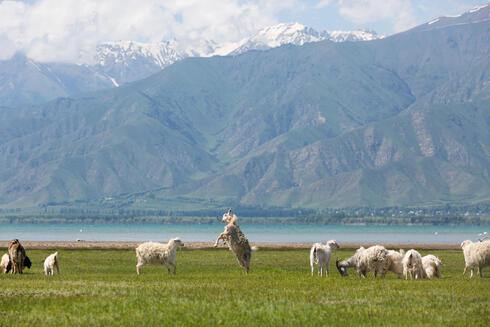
[422,254,442,279]
[382,249,405,279]
[136,238,184,275]
[461,239,490,278]
[310,240,339,277]
[44,252,60,275]
[402,249,426,280]
[8,239,27,274]
[0,253,11,274]
[336,245,389,278]
[214,209,252,274]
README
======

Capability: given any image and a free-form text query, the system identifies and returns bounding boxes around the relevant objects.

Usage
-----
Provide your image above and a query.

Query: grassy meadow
[0,247,488,326]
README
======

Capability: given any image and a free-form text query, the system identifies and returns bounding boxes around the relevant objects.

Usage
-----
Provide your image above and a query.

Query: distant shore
[0,241,462,250]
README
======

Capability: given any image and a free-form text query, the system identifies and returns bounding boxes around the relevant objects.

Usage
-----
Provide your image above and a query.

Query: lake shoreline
[0,241,462,250]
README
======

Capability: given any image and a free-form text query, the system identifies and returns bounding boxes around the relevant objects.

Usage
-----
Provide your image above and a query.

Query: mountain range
[0,23,380,108]
[0,4,489,212]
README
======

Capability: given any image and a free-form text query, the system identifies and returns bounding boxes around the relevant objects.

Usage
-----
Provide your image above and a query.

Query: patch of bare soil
[0,241,461,250]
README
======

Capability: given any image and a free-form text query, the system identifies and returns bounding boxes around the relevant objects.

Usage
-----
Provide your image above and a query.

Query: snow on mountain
[326,29,381,42]
[96,40,186,69]
[220,23,381,56]
[410,2,489,33]
[90,23,382,85]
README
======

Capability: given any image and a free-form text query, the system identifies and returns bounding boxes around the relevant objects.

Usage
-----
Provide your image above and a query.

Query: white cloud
[338,0,416,32]
[0,0,294,63]
[315,0,333,9]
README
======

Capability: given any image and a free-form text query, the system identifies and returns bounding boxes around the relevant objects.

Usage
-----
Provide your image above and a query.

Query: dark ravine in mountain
[0,5,489,211]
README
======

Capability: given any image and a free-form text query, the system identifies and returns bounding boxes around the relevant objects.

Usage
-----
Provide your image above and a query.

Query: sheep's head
[222,209,232,222]
[222,209,238,225]
[336,258,349,277]
[327,240,340,249]
[170,238,184,248]
[460,240,472,249]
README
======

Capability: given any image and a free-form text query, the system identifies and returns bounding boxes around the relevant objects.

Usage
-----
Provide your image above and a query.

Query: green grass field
[0,248,488,326]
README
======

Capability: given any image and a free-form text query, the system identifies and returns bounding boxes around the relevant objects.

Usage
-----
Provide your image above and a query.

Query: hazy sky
[0,0,486,63]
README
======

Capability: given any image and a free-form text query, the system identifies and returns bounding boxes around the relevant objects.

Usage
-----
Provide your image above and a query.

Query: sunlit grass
[0,248,488,326]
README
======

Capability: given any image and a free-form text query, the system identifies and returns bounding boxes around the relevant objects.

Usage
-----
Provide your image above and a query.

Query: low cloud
[0,0,294,63]
[337,0,416,32]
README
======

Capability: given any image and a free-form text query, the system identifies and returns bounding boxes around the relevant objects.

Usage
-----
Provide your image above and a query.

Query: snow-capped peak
[90,23,382,85]
[220,23,381,56]
[96,40,185,68]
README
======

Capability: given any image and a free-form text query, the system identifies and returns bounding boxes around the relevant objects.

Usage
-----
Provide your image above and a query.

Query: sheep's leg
[170,262,177,275]
[164,263,171,275]
[319,265,323,277]
[55,261,60,275]
[136,263,143,275]
[311,265,314,276]
[463,265,468,275]
[326,265,329,277]
[214,233,226,247]
[470,268,474,278]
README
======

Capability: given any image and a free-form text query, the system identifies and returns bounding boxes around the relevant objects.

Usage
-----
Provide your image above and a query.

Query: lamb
[422,254,442,279]
[461,239,490,278]
[0,253,11,274]
[8,239,27,274]
[310,240,339,277]
[336,245,389,278]
[214,209,252,274]
[44,252,60,275]
[402,249,426,280]
[136,238,184,275]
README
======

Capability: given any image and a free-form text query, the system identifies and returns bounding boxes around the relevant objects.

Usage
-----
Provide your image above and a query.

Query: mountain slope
[0,23,381,107]
[0,8,489,210]
[0,54,115,107]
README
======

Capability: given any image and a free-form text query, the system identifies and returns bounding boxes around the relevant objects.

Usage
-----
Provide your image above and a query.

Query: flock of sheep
[0,239,59,275]
[1,210,490,279]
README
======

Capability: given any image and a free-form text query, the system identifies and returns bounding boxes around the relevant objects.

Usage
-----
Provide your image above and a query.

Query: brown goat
[8,239,27,274]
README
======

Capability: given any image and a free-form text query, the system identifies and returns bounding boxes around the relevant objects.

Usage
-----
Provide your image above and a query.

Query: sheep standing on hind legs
[214,209,253,274]
[310,240,339,277]
[461,239,490,278]
[136,238,184,275]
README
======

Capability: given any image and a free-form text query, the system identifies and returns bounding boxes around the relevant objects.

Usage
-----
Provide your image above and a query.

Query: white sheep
[214,209,253,274]
[382,249,405,279]
[422,254,442,279]
[44,252,60,275]
[402,249,426,280]
[461,239,490,278]
[0,253,10,274]
[136,238,184,275]
[336,245,389,278]
[310,240,339,277]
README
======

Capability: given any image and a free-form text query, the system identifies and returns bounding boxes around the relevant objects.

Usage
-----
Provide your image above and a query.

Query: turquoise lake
[0,224,488,243]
